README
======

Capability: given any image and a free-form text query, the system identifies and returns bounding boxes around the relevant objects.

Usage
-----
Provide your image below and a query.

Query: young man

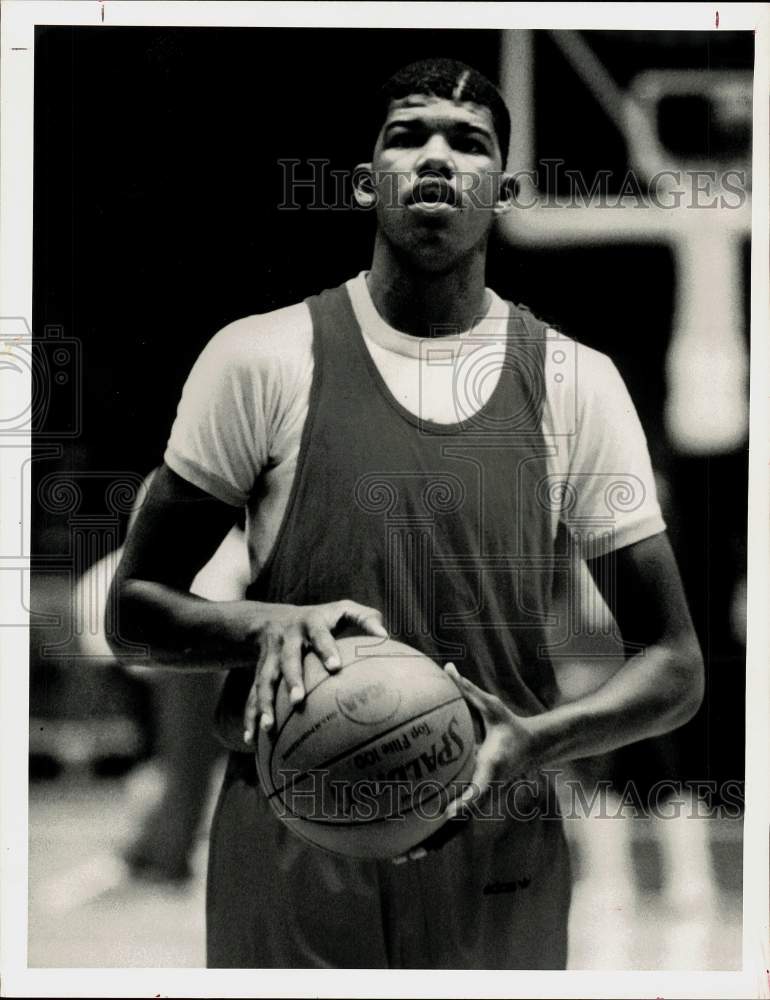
[110,59,703,969]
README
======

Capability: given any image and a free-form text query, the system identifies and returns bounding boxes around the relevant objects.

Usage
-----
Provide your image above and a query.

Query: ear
[353,162,376,208]
[493,172,518,216]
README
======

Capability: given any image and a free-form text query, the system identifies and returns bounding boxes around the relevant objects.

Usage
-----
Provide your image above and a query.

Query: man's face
[366,94,508,271]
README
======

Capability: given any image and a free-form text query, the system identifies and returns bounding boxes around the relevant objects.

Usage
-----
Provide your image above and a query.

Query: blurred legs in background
[551,531,730,969]
[123,672,223,883]
[70,472,249,887]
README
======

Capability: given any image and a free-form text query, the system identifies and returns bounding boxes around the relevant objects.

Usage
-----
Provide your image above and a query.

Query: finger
[242,676,259,745]
[447,666,490,719]
[306,618,342,671]
[445,663,506,722]
[338,601,388,638]
[359,612,388,638]
[280,632,306,705]
[445,665,487,743]
[408,846,427,861]
[444,782,477,821]
[444,662,462,692]
[256,640,281,732]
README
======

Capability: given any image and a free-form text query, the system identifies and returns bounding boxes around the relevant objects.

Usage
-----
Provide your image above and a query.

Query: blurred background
[29,26,751,968]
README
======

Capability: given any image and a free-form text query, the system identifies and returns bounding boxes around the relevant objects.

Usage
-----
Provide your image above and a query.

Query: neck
[366,235,490,337]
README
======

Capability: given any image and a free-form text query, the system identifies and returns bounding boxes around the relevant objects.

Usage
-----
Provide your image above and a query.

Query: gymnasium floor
[28,763,742,971]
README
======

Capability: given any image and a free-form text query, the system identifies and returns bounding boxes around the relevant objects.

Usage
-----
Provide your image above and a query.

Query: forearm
[108,577,257,670]
[525,639,704,769]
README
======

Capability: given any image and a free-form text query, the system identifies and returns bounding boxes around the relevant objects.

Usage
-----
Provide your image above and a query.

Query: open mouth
[407,177,458,209]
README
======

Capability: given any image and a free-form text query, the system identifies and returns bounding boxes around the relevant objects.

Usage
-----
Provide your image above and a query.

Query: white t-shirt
[165,272,665,582]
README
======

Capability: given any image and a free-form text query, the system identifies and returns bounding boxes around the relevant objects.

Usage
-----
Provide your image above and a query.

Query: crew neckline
[339,274,516,435]
[345,271,510,359]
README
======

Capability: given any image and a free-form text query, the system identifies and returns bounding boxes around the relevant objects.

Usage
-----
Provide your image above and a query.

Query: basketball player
[109,59,704,968]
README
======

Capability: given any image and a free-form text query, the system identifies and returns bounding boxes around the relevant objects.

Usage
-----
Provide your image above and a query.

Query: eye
[454,135,489,155]
[385,128,419,148]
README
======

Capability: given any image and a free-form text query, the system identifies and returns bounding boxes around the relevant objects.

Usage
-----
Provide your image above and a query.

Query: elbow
[669,639,705,728]
[104,577,121,657]
[105,575,145,659]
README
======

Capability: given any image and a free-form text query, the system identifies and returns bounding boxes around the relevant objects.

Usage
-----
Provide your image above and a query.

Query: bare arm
[445,532,704,810]
[107,463,248,668]
[524,531,704,764]
[107,462,387,739]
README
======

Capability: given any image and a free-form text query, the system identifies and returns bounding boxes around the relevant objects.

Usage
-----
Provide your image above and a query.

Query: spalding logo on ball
[256,636,476,859]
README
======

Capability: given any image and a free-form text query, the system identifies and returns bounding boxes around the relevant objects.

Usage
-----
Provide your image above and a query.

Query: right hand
[241,599,387,744]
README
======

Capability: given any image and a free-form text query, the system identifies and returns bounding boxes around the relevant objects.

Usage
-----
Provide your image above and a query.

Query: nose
[414,133,455,178]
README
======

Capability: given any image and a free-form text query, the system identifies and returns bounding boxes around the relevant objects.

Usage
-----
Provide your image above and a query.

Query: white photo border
[1,3,767,997]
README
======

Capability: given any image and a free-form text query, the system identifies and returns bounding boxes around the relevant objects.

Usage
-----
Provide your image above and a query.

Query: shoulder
[499,297,617,391]
[196,301,313,382]
[571,339,625,401]
[487,295,627,429]
[497,296,616,381]
[535,327,623,434]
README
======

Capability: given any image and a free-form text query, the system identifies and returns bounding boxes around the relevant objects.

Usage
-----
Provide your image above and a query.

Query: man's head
[374,59,511,164]
[356,58,515,272]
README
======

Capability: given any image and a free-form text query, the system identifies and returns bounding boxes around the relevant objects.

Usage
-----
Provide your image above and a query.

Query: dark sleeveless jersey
[215,281,559,748]
[207,282,572,970]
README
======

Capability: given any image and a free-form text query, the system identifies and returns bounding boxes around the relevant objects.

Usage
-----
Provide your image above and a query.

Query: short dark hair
[375,58,511,162]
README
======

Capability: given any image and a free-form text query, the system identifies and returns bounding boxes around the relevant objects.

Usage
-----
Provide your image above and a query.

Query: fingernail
[392,855,407,865]
[290,685,305,704]
[243,730,252,744]
[374,624,388,637]
[325,655,341,669]
[260,714,273,731]
[409,847,427,861]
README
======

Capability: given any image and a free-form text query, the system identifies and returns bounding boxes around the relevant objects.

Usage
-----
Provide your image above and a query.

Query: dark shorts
[207,751,572,969]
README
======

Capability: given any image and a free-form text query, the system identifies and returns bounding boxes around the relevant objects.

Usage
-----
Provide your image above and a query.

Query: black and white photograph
[1,2,768,997]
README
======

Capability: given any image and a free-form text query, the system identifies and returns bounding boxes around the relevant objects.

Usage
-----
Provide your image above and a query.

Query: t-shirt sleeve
[164,308,309,506]
[559,345,666,559]
[164,319,269,504]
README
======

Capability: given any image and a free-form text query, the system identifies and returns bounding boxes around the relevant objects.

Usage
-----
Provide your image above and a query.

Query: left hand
[443,663,537,818]
[392,662,537,864]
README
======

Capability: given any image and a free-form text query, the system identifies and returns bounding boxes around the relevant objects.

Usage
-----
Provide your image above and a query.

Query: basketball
[255,635,476,859]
